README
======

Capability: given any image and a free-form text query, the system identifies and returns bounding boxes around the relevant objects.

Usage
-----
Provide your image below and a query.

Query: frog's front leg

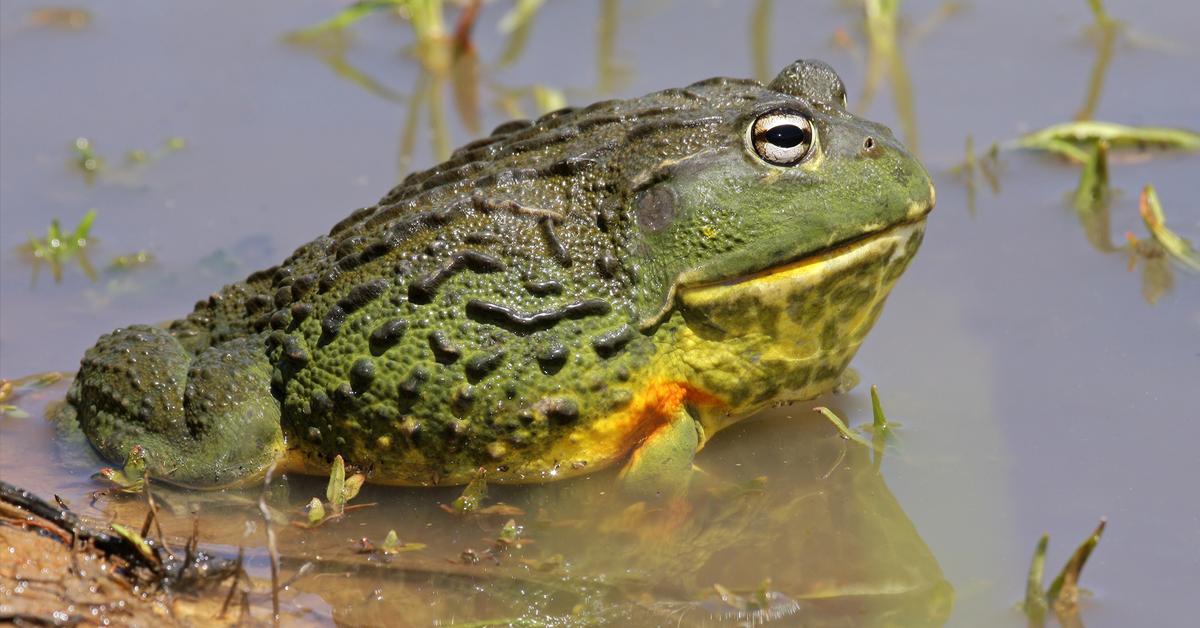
[617,407,702,499]
[61,325,285,488]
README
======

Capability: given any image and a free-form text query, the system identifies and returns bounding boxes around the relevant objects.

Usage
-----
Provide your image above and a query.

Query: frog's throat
[670,219,926,422]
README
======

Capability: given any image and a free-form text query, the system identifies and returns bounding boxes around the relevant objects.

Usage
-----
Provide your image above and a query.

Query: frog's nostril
[862,136,876,151]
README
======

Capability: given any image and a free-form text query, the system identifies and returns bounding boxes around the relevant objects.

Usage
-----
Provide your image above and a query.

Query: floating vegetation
[1114,186,1197,304]
[1124,231,1173,304]
[445,467,488,513]
[439,468,524,516]
[25,7,92,30]
[815,385,899,469]
[1137,185,1200,272]
[93,444,148,494]
[1071,140,1109,212]
[69,135,187,184]
[813,406,874,449]
[949,134,1002,215]
[1015,121,1200,163]
[23,209,98,284]
[72,137,103,179]
[490,518,532,556]
[326,454,365,515]
[0,372,65,419]
[1023,519,1107,626]
[356,528,426,555]
[297,454,370,527]
[107,250,155,271]
[125,136,187,164]
[286,0,408,40]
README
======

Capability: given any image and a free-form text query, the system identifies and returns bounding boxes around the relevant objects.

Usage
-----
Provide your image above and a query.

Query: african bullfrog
[57,60,934,491]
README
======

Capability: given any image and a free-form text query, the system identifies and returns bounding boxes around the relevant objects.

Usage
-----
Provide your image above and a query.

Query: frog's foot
[63,325,284,488]
[617,408,701,499]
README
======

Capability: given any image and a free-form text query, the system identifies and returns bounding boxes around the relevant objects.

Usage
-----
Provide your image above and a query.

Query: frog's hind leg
[617,408,702,499]
[62,325,285,488]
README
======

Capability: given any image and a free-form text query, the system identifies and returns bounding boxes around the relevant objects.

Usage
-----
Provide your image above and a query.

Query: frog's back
[169,78,765,485]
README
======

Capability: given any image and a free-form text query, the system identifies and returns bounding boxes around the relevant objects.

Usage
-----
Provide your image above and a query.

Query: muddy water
[2,1,1198,626]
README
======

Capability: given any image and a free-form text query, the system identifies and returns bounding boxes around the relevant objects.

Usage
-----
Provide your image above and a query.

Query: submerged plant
[295,454,370,527]
[356,528,426,555]
[440,467,523,516]
[94,444,148,494]
[0,372,66,419]
[1071,141,1109,212]
[25,209,98,283]
[1137,185,1200,272]
[814,385,899,468]
[1023,519,1107,626]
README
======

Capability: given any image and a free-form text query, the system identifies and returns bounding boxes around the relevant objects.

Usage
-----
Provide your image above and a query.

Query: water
[2,1,1198,625]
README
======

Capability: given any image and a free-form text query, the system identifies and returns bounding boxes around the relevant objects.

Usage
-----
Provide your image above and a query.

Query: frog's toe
[68,326,283,488]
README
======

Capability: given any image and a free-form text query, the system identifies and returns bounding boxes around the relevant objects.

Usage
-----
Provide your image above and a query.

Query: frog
[56,59,934,493]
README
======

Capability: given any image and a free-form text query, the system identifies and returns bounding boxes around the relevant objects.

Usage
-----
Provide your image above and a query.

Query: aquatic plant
[1023,519,1107,625]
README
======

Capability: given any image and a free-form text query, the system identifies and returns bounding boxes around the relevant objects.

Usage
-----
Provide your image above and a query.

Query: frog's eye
[749,111,814,167]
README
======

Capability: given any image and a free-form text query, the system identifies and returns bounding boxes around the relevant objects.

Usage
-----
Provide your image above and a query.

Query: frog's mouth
[682,217,928,294]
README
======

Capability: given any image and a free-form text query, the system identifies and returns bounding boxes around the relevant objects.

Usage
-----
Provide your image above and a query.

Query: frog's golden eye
[749,111,814,167]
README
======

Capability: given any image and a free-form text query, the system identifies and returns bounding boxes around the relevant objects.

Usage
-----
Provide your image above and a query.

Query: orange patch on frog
[617,381,724,453]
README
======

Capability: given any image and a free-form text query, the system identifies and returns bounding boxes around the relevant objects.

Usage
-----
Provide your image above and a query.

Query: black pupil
[762,124,807,148]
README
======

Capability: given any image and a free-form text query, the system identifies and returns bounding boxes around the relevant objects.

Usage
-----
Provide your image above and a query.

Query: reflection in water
[1074,16,1118,123]
[7,379,951,625]
[750,0,772,83]
[836,1,961,159]
[284,1,628,181]
[949,135,1001,217]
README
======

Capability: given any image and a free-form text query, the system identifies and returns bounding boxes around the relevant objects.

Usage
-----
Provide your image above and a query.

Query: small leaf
[123,444,146,483]
[326,454,346,510]
[497,519,520,545]
[1047,519,1107,611]
[0,405,30,419]
[111,522,158,565]
[447,468,488,514]
[498,0,544,34]
[306,497,325,525]
[813,407,873,449]
[474,503,525,517]
[382,529,400,552]
[1139,185,1200,271]
[343,473,365,503]
[70,209,96,244]
[1023,534,1049,623]
[870,385,888,431]
[286,0,404,40]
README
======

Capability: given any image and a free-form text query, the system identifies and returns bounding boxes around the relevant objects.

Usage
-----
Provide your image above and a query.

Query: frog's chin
[673,219,926,413]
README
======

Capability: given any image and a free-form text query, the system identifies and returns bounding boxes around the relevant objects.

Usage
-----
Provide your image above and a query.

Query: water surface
[2,1,1198,626]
